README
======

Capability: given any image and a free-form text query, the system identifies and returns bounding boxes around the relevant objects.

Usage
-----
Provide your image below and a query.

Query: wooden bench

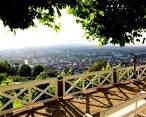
[100,91,146,117]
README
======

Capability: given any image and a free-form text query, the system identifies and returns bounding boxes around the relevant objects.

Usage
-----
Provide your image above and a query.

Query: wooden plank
[28,87,32,103]
[0,78,58,92]
[0,97,57,116]
[100,93,146,117]
[105,99,146,117]
[117,66,133,71]
[63,69,113,80]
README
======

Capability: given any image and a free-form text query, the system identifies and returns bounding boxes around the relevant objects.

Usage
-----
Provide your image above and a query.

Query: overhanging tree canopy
[0,0,146,46]
[0,0,77,30]
[68,0,146,46]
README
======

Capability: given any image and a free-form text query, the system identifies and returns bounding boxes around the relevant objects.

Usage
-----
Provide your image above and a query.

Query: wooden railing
[100,92,146,117]
[0,78,58,116]
[63,65,146,96]
[0,65,146,116]
[116,66,134,82]
[63,69,113,97]
[136,65,146,78]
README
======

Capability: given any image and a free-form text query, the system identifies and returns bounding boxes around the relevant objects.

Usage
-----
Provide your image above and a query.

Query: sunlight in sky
[0,9,145,50]
[0,10,97,50]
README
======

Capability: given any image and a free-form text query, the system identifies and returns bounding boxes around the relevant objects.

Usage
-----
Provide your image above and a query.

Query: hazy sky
[0,10,145,50]
[0,10,98,50]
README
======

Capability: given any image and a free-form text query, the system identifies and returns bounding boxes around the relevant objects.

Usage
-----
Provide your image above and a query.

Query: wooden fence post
[57,77,63,100]
[130,53,137,79]
[113,68,117,84]
[133,60,137,79]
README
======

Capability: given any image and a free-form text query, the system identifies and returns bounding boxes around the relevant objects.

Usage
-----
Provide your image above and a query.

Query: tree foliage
[0,73,7,83]
[8,67,17,76]
[0,0,77,31]
[88,60,108,72]
[1,0,146,46]
[4,61,17,76]
[47,70,58,77]
[0,61,9,73]
[36,71,49,80]
[18,64,31,77]
[32,65,44,77]
[68,0,146,46]
[59,68,73,77]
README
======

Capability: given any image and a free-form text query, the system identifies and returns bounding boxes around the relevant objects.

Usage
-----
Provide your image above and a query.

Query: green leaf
[58,23,62,27]
[86,36,90,39]
[82,33,86,38]
[99,11,104,16]
[98,43,102,47]
[76,19,80,23]
[89,13,95,20]
[53,25,60,32]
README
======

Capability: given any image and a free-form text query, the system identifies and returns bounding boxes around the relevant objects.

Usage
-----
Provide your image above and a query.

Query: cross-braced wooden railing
[116,65,146,83]
[63,65,146,96]
[116,66,134,82]
[0,65,146,116]
[136,65,146,78]
[63,69,113,96]
[0,78,58,116]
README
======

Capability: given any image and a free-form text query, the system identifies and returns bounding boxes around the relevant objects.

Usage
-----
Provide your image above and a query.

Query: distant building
[24,59,28,65]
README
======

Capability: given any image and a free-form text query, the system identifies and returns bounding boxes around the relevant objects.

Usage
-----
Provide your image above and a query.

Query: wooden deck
[5,79,146,117]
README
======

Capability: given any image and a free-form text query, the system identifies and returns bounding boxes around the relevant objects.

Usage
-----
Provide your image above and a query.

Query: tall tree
[8,67,17,76]
[0,61,9,73]
[32,65,44,77]
[18,64,31,77]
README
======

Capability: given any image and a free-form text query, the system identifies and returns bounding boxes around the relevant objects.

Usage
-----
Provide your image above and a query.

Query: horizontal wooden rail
[100,92,146,117]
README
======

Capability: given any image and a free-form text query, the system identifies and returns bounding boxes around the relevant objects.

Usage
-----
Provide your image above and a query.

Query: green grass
[13,100,23,108]
[0,99,23,109]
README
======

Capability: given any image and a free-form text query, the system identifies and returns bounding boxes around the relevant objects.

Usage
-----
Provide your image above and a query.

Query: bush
[32,65,44,77]
[18,64,31,77]
[0,73,7,83]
